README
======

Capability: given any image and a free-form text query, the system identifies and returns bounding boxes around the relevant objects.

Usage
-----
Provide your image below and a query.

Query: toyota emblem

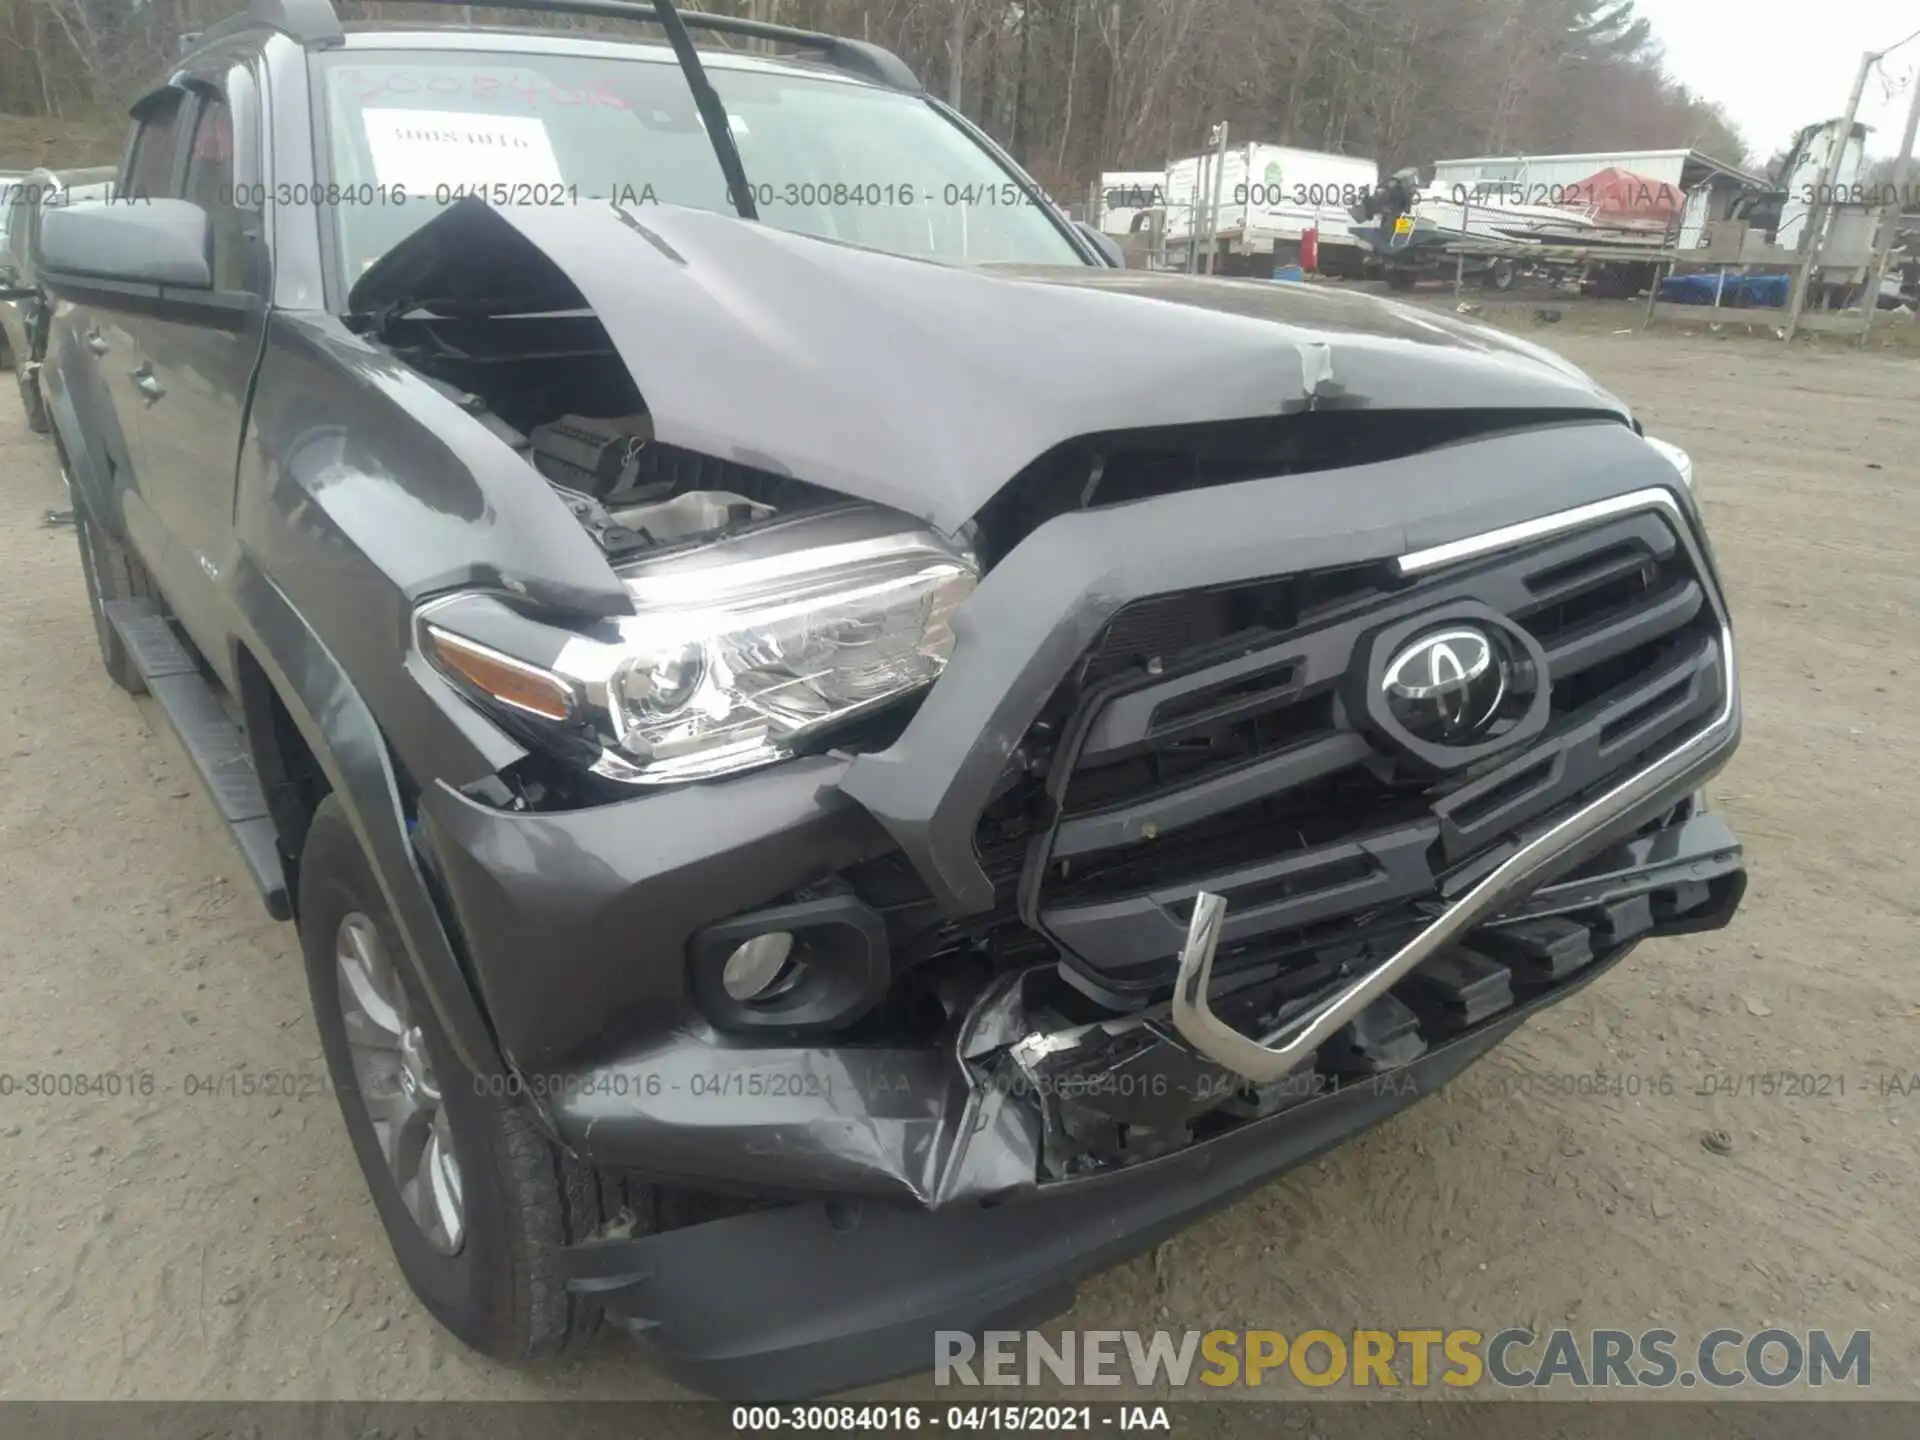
[1380,626,1509,744]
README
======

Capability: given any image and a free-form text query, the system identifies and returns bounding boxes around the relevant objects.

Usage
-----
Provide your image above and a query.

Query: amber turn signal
[422,625,575,721]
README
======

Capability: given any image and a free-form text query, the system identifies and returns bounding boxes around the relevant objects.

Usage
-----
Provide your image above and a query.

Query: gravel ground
[0,321,1914,1406]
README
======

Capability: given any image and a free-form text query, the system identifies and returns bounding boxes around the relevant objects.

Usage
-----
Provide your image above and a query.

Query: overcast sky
[1636,0,1920,162]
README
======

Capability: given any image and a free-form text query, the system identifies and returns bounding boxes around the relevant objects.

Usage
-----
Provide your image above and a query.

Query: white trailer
[1425,147,1767,249]
[1162,142,1378,269]
[1429,148,1699,198]
[1095,170,1168,237]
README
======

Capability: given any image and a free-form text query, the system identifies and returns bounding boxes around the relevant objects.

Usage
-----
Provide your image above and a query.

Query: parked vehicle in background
[0,166,116,432]
[28,0,1744,1402]
[1163,142,1379,275]
[1094,168,1166,237]
[1350,168,1526,292]
[0,172,20,368]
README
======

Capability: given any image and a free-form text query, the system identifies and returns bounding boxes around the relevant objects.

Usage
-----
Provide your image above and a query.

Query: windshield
[318,48,1085,282]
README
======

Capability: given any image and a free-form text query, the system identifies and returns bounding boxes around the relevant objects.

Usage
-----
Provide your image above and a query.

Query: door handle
[133,366,165,403]
[85,329,108,356]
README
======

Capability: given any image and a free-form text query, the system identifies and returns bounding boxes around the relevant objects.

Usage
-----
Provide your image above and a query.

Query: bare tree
[0,0,1750,188]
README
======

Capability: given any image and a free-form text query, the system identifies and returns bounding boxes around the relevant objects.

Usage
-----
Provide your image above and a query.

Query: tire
[297,794,608,1361]
[18,366,48,434]
[1483,258,1517,292]
[1385,267,1418,292]
[73,497,152,695]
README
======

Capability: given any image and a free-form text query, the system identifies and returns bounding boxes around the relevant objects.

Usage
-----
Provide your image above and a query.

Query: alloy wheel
[335,912,466,1254]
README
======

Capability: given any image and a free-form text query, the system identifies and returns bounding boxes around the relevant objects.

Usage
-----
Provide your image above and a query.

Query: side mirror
[39,198,212,290]
[1076,220,1128,268]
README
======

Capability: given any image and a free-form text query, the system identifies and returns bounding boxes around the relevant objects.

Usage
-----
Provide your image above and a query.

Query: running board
[101,598,292,920]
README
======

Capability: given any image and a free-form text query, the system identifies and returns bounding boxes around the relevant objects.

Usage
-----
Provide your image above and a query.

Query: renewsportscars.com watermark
[935,1327,1871,1390]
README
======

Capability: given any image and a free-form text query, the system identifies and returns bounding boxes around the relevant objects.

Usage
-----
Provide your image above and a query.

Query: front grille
[989,504,1726,998]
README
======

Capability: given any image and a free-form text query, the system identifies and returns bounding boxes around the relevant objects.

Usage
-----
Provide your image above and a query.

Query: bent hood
[352,201,1630,533]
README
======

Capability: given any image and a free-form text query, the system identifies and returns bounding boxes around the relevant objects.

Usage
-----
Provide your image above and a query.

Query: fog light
[722,932,796,1001]
[688,896,891,1035]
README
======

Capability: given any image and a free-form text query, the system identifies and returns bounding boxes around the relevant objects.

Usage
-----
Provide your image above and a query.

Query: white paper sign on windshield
[363,109,564,192]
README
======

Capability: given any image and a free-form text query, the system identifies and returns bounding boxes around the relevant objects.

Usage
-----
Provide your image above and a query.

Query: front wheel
[298,795,611,1360]
[1385,267,1418,292]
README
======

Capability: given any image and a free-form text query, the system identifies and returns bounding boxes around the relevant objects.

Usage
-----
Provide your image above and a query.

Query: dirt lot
[0,319,1915,1408]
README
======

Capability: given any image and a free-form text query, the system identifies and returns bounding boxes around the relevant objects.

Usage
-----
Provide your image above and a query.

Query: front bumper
[572,1023,1524,1401]
[423,790,1741,1207]
[422,795,1741,1399]
[563,906,1725,1400]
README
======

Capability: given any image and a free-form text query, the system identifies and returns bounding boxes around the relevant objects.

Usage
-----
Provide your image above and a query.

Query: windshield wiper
[646,0,759,222]
[403,0,761,221]
[375,0,930,223]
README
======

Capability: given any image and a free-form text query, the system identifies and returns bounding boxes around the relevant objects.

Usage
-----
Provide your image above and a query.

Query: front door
[68,92,189,562]
[123,52,272,688]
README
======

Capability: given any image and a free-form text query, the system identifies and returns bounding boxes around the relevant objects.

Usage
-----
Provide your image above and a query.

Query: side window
[183,96,253,292]
[125,94,188,200]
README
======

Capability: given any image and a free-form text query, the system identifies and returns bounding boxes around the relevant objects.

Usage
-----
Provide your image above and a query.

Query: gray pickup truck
[25,0,1744,1401]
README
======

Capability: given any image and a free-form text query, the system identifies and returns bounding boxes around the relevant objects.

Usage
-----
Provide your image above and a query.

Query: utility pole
[1784,49,1875,340]
[1204,120,1231,275]
[1186,144,1206,273]
[1860,69,1920,344]
[1187,127,1227,274]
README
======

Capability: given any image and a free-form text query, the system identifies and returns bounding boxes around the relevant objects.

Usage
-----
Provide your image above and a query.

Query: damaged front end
[407,426,1743,1209]
[960,788,1742,1186]
[351,190,1741,1378]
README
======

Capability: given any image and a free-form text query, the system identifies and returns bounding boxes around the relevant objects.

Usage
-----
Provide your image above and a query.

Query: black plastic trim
[686,895,891,1034]
[1043,821,1439,973]
[1050,731,1370,860]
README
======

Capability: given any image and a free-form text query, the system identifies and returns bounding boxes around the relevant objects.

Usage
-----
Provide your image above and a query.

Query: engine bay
[521,410,778,556]
[380,312,826,559]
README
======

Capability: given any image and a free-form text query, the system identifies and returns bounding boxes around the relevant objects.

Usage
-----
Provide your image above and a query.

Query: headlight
[419,506,978,784]
[1643,435,1695,495]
